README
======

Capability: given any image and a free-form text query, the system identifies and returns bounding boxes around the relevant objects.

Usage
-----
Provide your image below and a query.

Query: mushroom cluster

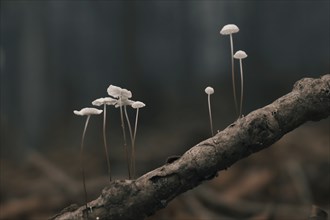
[202,24,249,137]
[220,24,240,117]
[220,24,248,118]
[73,84,145,210]
[106,85,146,179]
[71,23,251,211]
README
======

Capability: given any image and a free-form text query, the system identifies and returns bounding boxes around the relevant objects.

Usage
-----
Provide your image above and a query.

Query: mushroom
[233,50,248,117]
[116,97,135,174]
[107,85,132,179]
[92,97,116,182]
[106,85,125,98]
[204,86,214,136]
[220,24,240,117]
[73,107,103,210]
[131,101,146,178]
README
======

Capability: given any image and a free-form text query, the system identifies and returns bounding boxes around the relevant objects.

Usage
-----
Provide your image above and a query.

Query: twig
[51,74,330,220]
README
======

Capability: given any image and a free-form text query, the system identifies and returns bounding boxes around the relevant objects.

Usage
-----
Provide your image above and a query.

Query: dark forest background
[0,1,329,219]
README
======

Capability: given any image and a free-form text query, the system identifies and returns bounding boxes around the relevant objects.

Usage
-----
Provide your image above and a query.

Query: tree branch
[51,74,330,220]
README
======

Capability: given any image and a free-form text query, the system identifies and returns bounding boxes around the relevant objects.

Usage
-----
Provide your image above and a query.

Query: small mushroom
[73,107,102,210]
[233,50,248,117]
[220,24,240,117]
[204,87,214,136]
[131,101,146,178]
[220,24,239,35]
[92,97,116,182]
[107,85,132,179]
[107,85,132,99]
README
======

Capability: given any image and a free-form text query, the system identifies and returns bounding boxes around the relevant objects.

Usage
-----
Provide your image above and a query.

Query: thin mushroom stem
[79,115,90,210]
[230,34,238,117]
[124,105,134,146]
[102,104,112,182]
[239,59,244,117]
[124,105,134,178]
[207,94,214,136]
[132,108,140,178]
[119,98,131,179]
[133,108,139,145]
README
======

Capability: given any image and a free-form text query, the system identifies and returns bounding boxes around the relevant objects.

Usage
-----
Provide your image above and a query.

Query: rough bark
[51,74,330,220]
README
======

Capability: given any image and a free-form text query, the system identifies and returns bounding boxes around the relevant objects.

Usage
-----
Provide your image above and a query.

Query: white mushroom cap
[233,50,248,59]
[132,101,146,109]
[121,88,132,99]
[107,85,122,98]
[107,85,132,99]
[103,97,117,105]
[205,86,214,95]
[220,24,239,35]
[74,107,103,116]
[92,97,117,106]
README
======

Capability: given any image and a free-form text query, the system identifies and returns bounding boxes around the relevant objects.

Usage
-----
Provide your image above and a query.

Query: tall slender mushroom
[204,86,214,136]
[73,107,103,210]
[131,101,146,178]
[233,50,248,117]
[107,85,133,179]
[220,24,240,117]
[92,97,116,182]
[115,97,135,177]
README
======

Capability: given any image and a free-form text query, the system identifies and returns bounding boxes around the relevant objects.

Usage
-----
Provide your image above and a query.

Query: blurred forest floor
[0,119,329,220]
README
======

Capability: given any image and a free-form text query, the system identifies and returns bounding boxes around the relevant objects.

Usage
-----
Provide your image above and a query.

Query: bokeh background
[0,1,329,219]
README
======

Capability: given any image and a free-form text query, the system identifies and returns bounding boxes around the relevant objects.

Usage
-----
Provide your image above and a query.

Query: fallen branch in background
[51,74,330,220]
